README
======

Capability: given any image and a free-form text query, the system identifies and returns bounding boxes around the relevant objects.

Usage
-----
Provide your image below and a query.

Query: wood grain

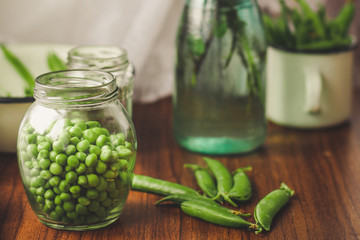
[1,92,360,239]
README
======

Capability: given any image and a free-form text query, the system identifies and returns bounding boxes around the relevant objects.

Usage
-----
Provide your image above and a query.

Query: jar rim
[67,45,129,72]
[34,69,118,107]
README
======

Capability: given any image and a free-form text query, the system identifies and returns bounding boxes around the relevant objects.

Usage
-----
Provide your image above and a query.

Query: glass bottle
[17,70,137,230]
[67,46,134,117]
[173,0,267,155]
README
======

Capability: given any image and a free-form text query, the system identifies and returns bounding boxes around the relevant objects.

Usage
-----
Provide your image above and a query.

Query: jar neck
[67,46,130,75]
[34,70,118,108]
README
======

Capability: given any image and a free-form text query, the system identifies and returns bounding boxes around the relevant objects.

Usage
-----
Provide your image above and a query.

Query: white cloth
[0,0,185,103]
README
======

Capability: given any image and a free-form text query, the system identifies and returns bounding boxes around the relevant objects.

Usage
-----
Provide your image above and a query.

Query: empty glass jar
[67,46,134,117]
[17,70,137,230]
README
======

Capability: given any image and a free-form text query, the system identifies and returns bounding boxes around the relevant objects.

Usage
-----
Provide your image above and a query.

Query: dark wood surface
[1,94,360,240]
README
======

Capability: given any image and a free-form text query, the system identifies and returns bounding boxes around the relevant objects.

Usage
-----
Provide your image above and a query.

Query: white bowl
[0,43,73,152]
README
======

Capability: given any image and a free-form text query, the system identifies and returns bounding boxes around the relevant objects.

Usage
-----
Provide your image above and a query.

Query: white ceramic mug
[266,46,356,128]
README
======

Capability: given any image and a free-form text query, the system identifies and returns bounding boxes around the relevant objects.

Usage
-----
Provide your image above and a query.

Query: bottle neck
[34,70,118,108]
[67,46,130,75]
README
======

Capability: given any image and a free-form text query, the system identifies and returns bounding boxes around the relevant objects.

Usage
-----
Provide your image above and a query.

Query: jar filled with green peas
[67,46,134,117]
[17,70,137,231]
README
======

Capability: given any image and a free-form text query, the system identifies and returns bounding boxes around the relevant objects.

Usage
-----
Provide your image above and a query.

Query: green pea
[62,216,72,223]
[65,171,78,184]
[30,187,37,195]
[26,133,37,144]
[40,170,52,180]
[125,141,132,149]
[31,176,45,188]
[66,145,77,155]
[58,192,71,202]
[98,191,107,201]
[95,177,108,192]
[118,148,132,158]
[36,187,46,196]
[85,153,98,167]
[49,151,57,161]
[24,161,32,169]
[95,206,106,218]
[103,169,118,179]
[67,155,79,168]
[69,126,82,138]
[44,189,55,199]
[37,141,51,152]
[75,204,88,215]
[106,182,117,192]
[73,216,86,225]
[52,140,65,154]
[65,165,73,172]
[39,158,51,170]
[77,140,90,152]
[96,135,108,148]
[100,149,112,162]
[53,187,61,195]
[30,168,40,177]
[55,154,67,166]
[38,149,49,159]
[54,195,63,205]
[110,159,128,171]
[49,163,63,175]
[88,200,100,212]
[27,143,38,157]
[95,161,107,174]
[109,190,120,199]
[70,185,81,194]
[74,122,87,131]
[87,174,99,187]
[85,167,95,175]
[63,201,75,212]
[59,131,71,145]
[78,196,91,206]
[86,214,99,224]
[76,163,86,174]
[50,211,61,221]
[36,196,45,204]
[86,121,101,128]
[70,136,80,145]
[84,129,97,144]
[86,189,99,200]
[89,145,101,156]
[101,198,112,207]
[111,133,125,146]
[59,180,70,192]
[66,211,79,220]
[78,175,88,186]
[75,152,87,162]
[55,205,66,216]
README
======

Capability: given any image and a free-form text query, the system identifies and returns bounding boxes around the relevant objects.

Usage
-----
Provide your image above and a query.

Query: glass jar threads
[67,46,134,117]
[173,0,267,155]
[17,70,137,230]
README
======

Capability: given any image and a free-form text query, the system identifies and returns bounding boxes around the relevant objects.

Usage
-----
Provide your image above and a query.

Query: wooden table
[1,95,360,240]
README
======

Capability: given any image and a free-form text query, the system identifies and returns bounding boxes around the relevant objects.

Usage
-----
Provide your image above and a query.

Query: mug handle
[304,68,322,114]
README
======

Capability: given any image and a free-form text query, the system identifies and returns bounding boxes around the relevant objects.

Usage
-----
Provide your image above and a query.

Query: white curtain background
[0,0,359,103]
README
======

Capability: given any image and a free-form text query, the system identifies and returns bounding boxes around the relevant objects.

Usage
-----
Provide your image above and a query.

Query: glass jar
[67,46,134,117]
[17,70,137,230]
[173,0,267,155]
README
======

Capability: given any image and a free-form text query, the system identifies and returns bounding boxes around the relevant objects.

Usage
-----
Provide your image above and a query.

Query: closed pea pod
[131,174,200,197]
[254,183,294,234]
[184,164,218,199]
[156,194,250,217]
[228,166,252,202]
[180,200,257,229]
[203,157,237,207]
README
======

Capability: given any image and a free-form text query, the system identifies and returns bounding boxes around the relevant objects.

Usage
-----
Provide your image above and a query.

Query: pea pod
[203,157,237,207]
[254,183,295,234]
[181,200,257,229]
[184,163,218,199]
[228,166,252,201]
[131,174,200,197]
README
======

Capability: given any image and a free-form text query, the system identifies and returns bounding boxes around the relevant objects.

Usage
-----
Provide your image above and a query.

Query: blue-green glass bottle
[173,0,267,155]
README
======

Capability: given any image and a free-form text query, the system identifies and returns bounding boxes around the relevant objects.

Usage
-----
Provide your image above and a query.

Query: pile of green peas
[18,117,134,226]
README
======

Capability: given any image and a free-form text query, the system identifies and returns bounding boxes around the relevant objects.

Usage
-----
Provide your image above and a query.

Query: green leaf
[47,51,67,71]
[1,45,34,96]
